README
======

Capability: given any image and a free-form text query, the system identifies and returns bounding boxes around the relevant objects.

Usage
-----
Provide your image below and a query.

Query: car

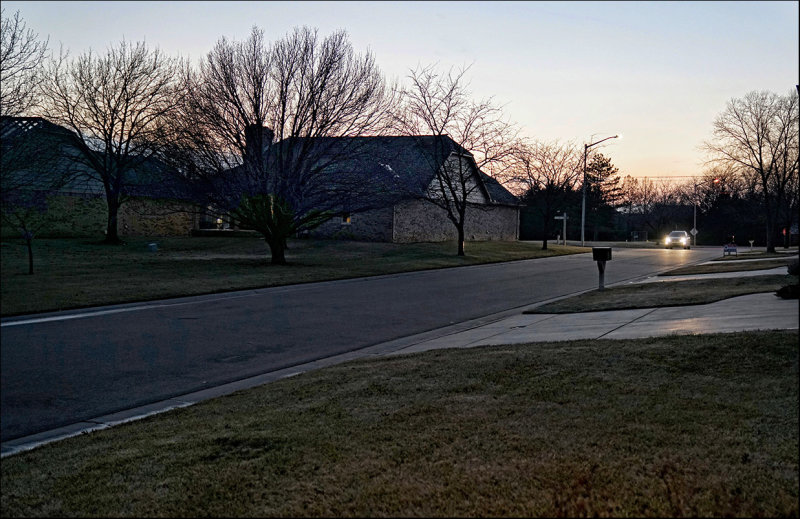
[664,230,691,249]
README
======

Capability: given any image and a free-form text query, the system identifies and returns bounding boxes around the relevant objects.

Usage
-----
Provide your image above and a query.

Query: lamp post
[581,134,619,246]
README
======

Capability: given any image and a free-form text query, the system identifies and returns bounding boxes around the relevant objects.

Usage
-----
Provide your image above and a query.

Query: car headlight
[665,237,671,244]
[680,237,686,244]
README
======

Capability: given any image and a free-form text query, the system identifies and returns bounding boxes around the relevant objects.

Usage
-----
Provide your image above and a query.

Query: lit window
[342,213,351,225]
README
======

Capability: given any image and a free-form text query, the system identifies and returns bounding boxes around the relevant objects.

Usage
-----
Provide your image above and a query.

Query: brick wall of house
[309,206,394,241]
[1,193,107,239]
[464,204,519,241]
[1,194,197,239]
[118,198,196,237]
[392,199,518,243]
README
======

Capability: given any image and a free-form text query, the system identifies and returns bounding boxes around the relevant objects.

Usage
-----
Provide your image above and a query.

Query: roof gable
[269,134,515,205]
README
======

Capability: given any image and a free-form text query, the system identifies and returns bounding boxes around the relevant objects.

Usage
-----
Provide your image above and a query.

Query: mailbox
[592,247,612,262]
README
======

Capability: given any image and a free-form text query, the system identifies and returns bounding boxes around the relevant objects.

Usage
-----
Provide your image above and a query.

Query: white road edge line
[1,307,150,327]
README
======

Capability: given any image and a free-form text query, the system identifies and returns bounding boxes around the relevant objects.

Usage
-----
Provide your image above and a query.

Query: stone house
[304,135,520,243]
[1,116,197,238]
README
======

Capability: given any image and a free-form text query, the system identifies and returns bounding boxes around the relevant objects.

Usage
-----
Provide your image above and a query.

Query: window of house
[342,213,351,225]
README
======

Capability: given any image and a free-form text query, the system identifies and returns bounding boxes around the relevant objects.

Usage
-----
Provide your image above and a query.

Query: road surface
[1,247,719,440]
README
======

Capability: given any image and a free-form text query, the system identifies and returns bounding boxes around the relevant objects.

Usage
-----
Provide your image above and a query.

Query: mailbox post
[592,247,612,290]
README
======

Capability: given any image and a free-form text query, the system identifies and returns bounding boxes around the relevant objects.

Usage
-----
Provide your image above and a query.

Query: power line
[624,175,698,180]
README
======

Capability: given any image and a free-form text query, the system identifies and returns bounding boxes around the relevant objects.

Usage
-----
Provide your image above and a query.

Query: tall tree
[38,40,185,244]
[510,139,581,249]
[0,9,48,116]
[394,64,517,256]
[173,26,397,264]
[703,89,799,252]
[584,152,622,240]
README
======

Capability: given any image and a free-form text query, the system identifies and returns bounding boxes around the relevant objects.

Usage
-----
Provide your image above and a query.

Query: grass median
[0,237,587,316]
[710,250,798,261]
[526,251,797,314]
[1,330,796,517]
[525,275,796,314]
[662,257,795,276]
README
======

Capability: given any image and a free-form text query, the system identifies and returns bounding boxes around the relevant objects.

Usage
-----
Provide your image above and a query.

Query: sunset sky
[4,1,798,179]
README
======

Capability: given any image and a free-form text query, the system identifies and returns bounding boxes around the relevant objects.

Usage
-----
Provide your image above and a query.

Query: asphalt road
[1,246,719,440]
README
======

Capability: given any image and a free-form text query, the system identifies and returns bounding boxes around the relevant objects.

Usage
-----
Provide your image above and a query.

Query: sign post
[554,213,568,245]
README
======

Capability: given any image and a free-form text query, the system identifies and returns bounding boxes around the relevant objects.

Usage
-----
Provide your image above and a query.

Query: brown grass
[525,274,796,314]
[1,331,796,517]
[662,258,793,276]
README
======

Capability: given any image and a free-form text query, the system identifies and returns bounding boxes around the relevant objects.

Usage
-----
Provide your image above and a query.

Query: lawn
[662,257,795,276]
[525,250,797,314]
[710,250,798,261]
[1,330,796,517]
[525,275,796,314]
[0,237,587,316]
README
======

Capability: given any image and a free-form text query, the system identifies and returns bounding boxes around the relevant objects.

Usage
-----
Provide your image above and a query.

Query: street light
[581,134,619,246]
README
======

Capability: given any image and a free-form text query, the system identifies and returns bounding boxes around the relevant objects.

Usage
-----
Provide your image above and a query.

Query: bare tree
[703,89,799,252]
[173,26,397,264]
[0,9,48,116]
[38,40,185,243]
[395,64,518,255]
[509,139,581,249]
[618,176,685,238]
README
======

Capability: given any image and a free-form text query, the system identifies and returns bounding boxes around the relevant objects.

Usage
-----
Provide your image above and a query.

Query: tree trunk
[542,215,550,250]
[457,225,465,256]
[25,236,34,275]
[266,236,287,265]
[765,218,776,253]
[103,200,123,244]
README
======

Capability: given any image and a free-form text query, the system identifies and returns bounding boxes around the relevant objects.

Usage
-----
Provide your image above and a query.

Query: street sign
[690,228,698,236]
[554,212,568,245]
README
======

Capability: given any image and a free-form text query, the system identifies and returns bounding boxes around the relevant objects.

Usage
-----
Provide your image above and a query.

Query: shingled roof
[1,116,190,200]
[267,134,518,206]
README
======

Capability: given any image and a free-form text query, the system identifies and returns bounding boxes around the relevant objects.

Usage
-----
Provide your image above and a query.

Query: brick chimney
[243,124,274,166]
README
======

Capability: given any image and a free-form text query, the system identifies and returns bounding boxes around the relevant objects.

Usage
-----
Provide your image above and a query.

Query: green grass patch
[710,250,798,261]
[662,258,793,276]
[525,275,796,314]
[1,331,796,517]
[1,237,587,316]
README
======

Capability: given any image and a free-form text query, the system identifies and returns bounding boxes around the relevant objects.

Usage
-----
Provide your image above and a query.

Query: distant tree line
[504,86,798,250]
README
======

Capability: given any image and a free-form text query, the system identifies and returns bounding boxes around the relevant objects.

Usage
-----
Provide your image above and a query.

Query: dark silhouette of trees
[584,152,622,240]
[0,9,48,117]
[394,64,517,256]
[38,40,185,244]
[510,140,581,249]
[616,176,689,241]
[703,89,799,252]
[172,26,397,264]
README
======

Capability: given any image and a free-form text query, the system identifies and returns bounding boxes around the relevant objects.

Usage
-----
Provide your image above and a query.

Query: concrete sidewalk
[390,292,799,355]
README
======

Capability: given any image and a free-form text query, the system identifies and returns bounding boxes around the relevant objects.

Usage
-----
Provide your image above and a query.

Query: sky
[4,1,798,179]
